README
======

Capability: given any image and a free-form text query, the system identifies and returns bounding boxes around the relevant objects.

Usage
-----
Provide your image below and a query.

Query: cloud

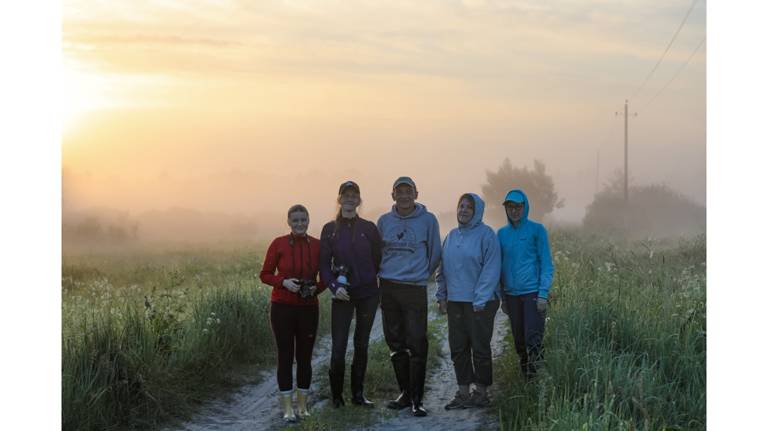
[65,33,242,48]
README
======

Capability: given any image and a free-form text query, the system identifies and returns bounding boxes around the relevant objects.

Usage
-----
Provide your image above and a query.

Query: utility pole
[616,100,637,203]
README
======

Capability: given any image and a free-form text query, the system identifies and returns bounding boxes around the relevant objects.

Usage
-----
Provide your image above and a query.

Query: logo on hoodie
[385,227,418,254]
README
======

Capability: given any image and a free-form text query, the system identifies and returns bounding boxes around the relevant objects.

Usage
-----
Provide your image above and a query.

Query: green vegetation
[62,246,332,431]
[62,231,706,430]
[494,230,706,430]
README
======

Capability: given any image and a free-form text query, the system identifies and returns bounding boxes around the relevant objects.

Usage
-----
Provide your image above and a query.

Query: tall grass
[62,246,331,430]
[494,231,706,430]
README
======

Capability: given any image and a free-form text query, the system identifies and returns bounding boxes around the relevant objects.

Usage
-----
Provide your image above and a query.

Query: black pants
[447,300,499,386]
[329,294,380,397]
[380,280,428,400]
[503,293,545,377]
[269,302,319,391]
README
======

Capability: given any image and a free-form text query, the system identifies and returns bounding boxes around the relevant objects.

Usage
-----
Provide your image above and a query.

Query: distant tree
[583,171,705,238]
[481,158,564,227]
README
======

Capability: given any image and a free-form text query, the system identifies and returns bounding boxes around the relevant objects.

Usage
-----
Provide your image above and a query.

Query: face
[287,210,309,235]
[505,202,525,223]
[391,184,417,212]
[457,197,475,225]
[339,189,361,212]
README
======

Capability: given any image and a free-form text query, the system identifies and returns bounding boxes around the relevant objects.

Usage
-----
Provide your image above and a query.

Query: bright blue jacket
[377,203,442,286]
[497,189,554,299]
[436,194,501,309]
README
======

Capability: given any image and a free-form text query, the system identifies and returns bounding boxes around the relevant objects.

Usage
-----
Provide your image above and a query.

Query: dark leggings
[270,302,319,391]
[329,294,380,395]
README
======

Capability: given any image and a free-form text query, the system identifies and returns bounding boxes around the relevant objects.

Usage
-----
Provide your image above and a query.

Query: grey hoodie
[435,193,501,308]
[377,203,442,286]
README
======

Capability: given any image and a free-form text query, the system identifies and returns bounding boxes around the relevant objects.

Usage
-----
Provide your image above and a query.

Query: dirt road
[170,285,509,431]
[367,308,508,431]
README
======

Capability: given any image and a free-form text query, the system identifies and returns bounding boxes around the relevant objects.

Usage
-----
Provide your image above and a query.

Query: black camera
[296,279,317,299]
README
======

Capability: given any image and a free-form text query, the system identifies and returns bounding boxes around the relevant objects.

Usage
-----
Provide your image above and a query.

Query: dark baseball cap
[392,176,417,191]
[338,180,360,195]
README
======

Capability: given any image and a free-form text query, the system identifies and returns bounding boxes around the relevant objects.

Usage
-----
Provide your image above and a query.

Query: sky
[61,0,706,234]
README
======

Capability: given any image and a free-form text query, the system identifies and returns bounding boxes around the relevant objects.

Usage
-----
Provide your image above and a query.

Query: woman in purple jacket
[320,180,383,408]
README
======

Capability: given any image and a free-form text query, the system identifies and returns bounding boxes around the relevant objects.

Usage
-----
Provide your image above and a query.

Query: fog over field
[62,0,705,244]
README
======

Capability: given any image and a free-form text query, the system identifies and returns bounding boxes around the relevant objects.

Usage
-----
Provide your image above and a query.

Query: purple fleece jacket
[319,215,382,300]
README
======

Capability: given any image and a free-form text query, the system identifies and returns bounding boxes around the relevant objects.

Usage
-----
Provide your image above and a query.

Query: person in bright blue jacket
[436,193,501,409]
[497,189,554,379]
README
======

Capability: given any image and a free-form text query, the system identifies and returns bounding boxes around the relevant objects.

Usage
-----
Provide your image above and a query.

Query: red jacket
[260,233,326,306]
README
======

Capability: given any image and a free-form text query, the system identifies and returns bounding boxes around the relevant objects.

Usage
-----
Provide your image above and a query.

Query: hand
[473,303,485,313]
[282,278,300,293]
[334,287,350,301]
[438,300,447,315]
[536,297,548,313]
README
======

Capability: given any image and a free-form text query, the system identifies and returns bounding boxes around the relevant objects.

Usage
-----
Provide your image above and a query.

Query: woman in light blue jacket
[436,193,501,410]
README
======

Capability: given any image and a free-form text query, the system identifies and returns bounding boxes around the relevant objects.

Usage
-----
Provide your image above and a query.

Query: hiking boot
[468,391,491,408]
[444,391,470,410]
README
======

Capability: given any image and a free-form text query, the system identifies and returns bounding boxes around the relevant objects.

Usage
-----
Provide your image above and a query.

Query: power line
[643,36,706,109]
[631,0,701,100]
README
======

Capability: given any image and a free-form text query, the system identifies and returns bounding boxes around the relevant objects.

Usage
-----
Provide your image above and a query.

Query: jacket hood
[458,193,485,229]
[389,202,427,219]
[503,189,530,225]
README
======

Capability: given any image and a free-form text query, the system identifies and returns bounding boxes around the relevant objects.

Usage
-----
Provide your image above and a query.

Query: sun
[60,58,112,132]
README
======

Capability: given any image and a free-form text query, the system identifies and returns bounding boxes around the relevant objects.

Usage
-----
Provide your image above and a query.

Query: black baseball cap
[338,180,360,195]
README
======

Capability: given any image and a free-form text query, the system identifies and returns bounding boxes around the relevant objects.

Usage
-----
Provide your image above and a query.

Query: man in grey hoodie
[377,176,442,417]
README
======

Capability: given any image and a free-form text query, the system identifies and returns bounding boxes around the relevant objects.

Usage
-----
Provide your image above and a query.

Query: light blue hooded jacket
[377,202,442,286]
[497,189,554,299]
[436,194,501,309]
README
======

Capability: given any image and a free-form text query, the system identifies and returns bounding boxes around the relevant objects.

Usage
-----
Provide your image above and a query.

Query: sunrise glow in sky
[62,0,706,231]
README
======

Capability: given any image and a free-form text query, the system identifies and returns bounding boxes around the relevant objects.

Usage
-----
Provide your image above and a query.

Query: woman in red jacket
[260,204,326,423]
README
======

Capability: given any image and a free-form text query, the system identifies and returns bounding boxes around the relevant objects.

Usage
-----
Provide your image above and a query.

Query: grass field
[493,230,706,430]
[62,245,331,430]
[62,230,705,430]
